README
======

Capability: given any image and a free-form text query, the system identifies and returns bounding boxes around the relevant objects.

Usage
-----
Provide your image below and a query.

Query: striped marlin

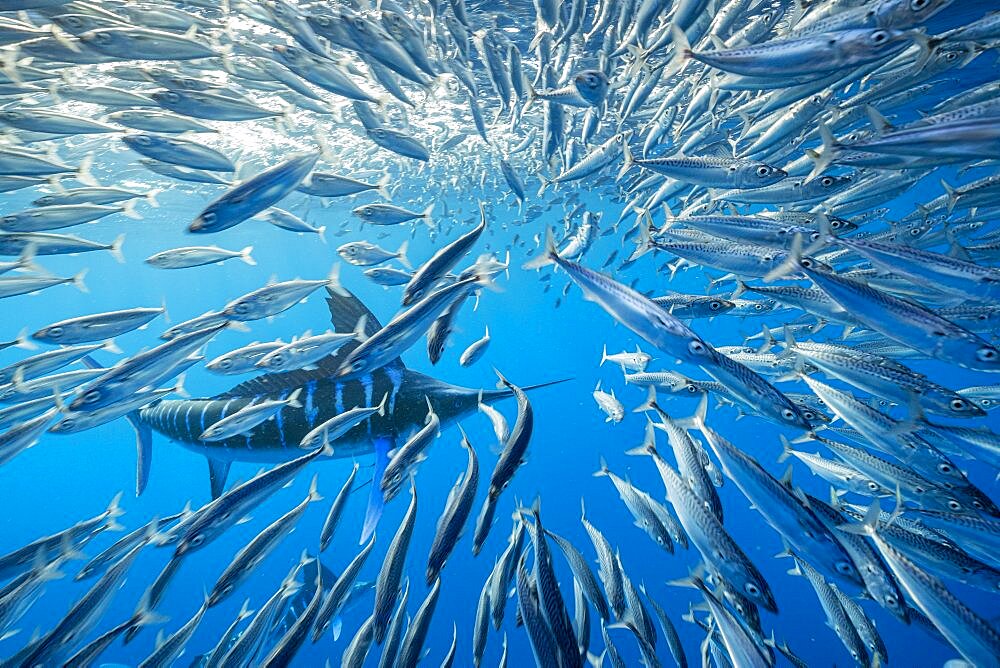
[127,286,564,541]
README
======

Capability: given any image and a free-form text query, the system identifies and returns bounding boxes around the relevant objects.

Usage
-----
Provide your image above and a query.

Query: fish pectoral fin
[126,410,153,496]
[206,457,231,500]
[359,436,394,545]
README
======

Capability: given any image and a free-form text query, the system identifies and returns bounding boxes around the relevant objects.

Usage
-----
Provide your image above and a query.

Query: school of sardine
[0,0,998,666]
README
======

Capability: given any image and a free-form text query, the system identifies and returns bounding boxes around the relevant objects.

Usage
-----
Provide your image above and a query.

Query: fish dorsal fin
[325,286,383,337]
[217,368,332,399]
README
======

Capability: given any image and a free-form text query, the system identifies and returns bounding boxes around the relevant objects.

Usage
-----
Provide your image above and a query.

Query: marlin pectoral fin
[207,457,232,500]
[125,410,152,497]
[360,436,393,545]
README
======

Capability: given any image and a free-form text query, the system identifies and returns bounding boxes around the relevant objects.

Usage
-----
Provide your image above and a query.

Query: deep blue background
[1,2,998,666]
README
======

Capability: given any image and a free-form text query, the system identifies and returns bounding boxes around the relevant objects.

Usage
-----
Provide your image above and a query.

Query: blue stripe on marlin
[128,286,568,538]
[361,373,373,438]
[305,380,318,427]
[276,389,289,449]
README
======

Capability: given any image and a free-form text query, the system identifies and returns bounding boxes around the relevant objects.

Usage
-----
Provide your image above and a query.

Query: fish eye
[972,499,984,509]
[871,30,889,44]
[867,481,879,491]
[938,462,953,475]
[977,347,998,362]
[835,561,854,575]
[688,340,706,355]
[47,327,63,338]
[190,534,205,547]
[60,418,74,429]
[802,410,815,420]
[800,258,814,268]
[83,390,100,404]
[947,500,962,511]
[781,408,795,420]
[686,384,698,393]
[219,359,231,369]
[885,594,898,607]
[756,166,771,177]
[821,176,834,187]
[744,582,760,596]
[235,303,250,314]
[710,301,721,310]
[910,0,928,8]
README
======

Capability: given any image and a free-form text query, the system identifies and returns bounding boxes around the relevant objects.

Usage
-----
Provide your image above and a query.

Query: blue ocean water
[1,1,999,667]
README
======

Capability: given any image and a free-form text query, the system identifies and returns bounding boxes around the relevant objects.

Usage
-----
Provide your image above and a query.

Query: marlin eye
[781,408,795,420]
[688,340,706,355]
[938,463,953,474]
[950,399,967,410]
[947,500,962,511]
[801,258,814,268]
[867,481,879,491]
[871,30,888,44]
[756,166,770,177]
[710,301,721,310]
[977,347,998,362]
[48,327,63,338]
[821,176,834,186]
[911,0,928,8]
[83,390,100,404]
[190,534,205,547]
[835,561,854,575]
[744,582,760,596]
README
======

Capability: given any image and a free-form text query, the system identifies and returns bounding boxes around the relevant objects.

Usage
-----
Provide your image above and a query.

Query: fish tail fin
[592,455,610,477]
[536,174,553,197]
[125,410,153,496]
[14,327,37,351]
[632,385,659,414]
[307,474,323,503]
[377,391,388,416]
[287,387,303,409]
[677,393,709,432]
[522,226,559,270]
[600,343,608,367]
[616,138,634,182]
[72,268,89,293]
[76,152,98,187]
[777,435,796,463]
[805,124,837,183]
[763,233,804,283]
[110,233,126,264]
[239,246,256,266]
[327,262,349,297]
[667,25,692,77]
[421,202,435,221]
[122,200,143,220]
[145,188,162,208]
[839,500,882,537]
[396,239,412,270]
[317,225,327,244]
[377,171,392,200]
[940,178,958,213]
